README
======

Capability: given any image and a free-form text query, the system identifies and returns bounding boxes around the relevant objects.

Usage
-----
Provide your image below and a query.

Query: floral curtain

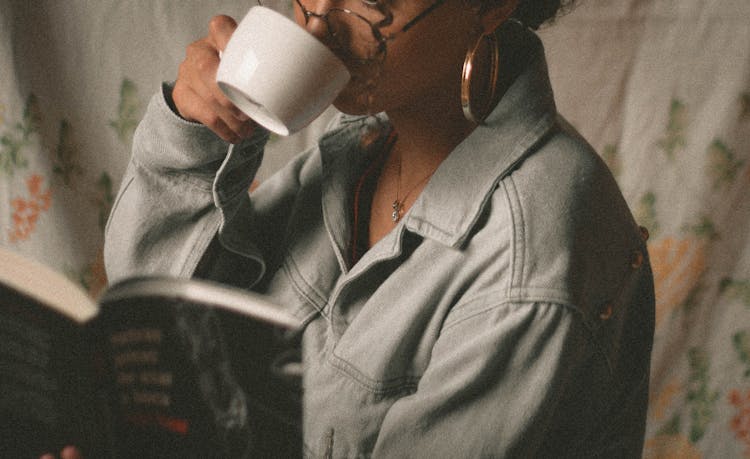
[1,0,749,456]
[539,2,750,456]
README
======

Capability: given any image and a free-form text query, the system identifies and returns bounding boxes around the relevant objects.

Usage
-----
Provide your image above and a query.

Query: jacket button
[631,250,644,269]
[639,226,650,241]
[600,304,614,320]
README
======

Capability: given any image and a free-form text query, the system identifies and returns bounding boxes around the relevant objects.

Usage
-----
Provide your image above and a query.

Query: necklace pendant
[391,200,402,222]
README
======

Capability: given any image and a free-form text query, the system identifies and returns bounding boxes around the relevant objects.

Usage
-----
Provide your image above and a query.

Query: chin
[331,62,387,116]
[333,99,368,116]
[332,87,378,116]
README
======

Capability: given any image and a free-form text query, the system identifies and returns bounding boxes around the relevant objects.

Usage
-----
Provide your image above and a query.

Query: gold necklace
[391,151,438,222]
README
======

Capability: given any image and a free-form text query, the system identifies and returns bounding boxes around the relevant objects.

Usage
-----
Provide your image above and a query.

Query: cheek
[385,37,467,97]
[332,17,475,114]
[332,42,466,115]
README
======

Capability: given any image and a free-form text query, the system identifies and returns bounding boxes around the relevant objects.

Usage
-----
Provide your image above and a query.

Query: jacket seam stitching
[440,298,612,380]
[327,352,422,395]
[104,174,135,237]
[442,297,585,332]
[283,253,330,317]
[511,175,529,291]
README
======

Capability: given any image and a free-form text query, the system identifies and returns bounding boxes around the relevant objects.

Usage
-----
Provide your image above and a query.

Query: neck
[363,90,476,242]
[385,90,476,180]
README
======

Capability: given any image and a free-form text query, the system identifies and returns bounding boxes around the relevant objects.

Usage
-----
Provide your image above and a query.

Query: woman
[105,0,655,456]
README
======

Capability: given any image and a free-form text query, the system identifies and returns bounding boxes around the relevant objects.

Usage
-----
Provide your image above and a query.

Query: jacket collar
[317,30,557,255]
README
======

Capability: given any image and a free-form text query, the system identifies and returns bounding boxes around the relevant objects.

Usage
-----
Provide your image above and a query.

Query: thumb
[208,15,238,52]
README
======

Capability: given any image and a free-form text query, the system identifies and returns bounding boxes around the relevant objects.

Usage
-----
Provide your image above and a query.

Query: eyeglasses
[258,0,447,61]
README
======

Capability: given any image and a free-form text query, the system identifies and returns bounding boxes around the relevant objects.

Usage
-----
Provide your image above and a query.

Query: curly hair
[370,1,576,31]
[473,0,577,30]
[515,0,576,29]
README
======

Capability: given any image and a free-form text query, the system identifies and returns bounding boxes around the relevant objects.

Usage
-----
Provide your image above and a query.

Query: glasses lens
[326,9,381,60]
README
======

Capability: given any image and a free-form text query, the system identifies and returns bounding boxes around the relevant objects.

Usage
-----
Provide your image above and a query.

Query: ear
[479,0,519,34]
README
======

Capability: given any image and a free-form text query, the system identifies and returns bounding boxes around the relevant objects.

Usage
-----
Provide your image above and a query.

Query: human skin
[172,0,518,244]
[44,3,526,457]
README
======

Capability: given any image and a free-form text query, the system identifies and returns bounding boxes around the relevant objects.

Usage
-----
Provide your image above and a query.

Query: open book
[0,246,303,458]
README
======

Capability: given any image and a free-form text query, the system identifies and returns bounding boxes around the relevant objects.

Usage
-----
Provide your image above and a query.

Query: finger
[176,80,252,139]
[207,15,238,52]
[197,66,249,122]
[185,38,249,121]
[205,18,251,122]
[176,41,247,122]
[60,446,83,459]
[176,84,251,143]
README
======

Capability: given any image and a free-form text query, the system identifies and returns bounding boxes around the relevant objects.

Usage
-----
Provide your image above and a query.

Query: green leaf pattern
[636,191,659,238]
[94,172,115,232]
[3,78,143,294]
[109,79,141,145]
[720,278,750,308]
[641,90,750,455]
[707,139,744,190]
[733,331,750,378]
[657,98,688,159]
[686,347,720,443]
[681,215,719,241]
[0,94,40,176]
[52,120,83,186]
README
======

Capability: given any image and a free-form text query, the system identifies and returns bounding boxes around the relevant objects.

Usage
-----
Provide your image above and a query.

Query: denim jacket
[105,31,654,458]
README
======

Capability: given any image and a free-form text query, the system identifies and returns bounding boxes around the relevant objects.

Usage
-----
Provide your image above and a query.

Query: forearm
[104,84,267,283]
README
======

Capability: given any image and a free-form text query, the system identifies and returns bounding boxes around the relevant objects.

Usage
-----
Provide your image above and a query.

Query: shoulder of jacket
[495,119,645,314]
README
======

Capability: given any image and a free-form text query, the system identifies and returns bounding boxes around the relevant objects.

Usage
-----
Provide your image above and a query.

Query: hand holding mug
[215,7,351,136]
[172,15,257,143]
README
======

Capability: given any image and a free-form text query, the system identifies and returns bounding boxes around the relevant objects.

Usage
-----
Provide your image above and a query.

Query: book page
[0,246,98,324]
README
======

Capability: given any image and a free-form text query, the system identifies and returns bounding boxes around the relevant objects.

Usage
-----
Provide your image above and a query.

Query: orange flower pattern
[8,174,52,242]
[644,434,702,459]
[71,249,108,299]
[648,237,707,327]
[640,92,750,456]
[650,380,683,422]
[730,389,750,457]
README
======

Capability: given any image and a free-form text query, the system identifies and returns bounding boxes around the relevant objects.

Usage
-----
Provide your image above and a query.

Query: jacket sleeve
[371,300,646,458]
[103,83,269,284]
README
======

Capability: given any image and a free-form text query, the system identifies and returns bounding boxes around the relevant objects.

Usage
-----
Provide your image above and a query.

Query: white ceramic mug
[216,6,351,136]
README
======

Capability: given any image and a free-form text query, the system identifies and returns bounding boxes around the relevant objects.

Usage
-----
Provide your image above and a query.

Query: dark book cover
[0,283,106,458]
[0,247,303,458]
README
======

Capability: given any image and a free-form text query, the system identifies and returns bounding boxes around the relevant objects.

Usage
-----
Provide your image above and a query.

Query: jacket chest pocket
[326,290,447,396]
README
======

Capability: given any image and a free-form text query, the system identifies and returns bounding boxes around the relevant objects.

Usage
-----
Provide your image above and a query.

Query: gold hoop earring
[461,31,500,124]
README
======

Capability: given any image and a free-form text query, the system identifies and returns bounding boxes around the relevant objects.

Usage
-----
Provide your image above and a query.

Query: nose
[304,15,330,41]
[302,0,335,15]
[296,0,337,45]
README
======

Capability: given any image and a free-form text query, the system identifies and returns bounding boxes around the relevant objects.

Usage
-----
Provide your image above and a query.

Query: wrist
[162,82,194,122]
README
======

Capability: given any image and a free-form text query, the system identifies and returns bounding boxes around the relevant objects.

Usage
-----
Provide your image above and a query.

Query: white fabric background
[2,1,749,456]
